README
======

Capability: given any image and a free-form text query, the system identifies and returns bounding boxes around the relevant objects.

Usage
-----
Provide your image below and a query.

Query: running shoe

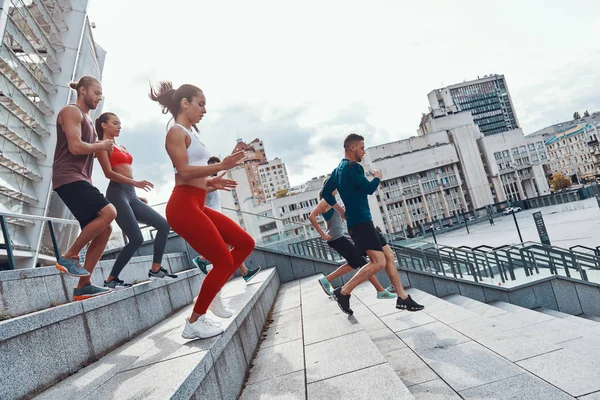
[182,315,223,339]
[208,290,233,318]
[396,295,425,312]
[318,277,333,296]
[73,283,111,301]
[243,266,261,283]
[193,256,210,275]
[148,267,177,280]
[56,256,89,277]
[332,287,353,315]
[377,289,397,299]
[104,278,133,290]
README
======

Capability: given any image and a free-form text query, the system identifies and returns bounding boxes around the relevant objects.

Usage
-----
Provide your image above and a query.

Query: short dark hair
[344,133,364,149]
[208,156,220,164]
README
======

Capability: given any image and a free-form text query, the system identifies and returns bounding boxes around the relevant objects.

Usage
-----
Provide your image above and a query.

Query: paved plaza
[433,198,600,250]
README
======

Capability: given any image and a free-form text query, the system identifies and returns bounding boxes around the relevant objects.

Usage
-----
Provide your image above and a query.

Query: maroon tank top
[52,105,97,189]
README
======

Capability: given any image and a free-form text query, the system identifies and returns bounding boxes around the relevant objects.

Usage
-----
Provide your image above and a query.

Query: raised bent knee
[99,204,117,223]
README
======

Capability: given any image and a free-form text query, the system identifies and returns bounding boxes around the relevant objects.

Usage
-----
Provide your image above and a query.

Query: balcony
[9,4,61,73]
[4,17,56,90]
[0,47,53,113]
[0,177,38,204]
[0,150,42,180]
[28,0,65,50]
[0,92,49,137]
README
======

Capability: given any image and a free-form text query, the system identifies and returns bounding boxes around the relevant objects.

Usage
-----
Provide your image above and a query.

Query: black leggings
[106,181,170,278]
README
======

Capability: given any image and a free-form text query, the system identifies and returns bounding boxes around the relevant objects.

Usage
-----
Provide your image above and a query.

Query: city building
[478,129,549,202]
[259,157,290,201]
[231,138,268,203]
[0,0,105,268]
[364,112,549,235]
[426,74,520,136]
[545,123,599,183]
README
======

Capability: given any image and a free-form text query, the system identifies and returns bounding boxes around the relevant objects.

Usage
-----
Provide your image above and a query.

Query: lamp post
[512,209,523,243]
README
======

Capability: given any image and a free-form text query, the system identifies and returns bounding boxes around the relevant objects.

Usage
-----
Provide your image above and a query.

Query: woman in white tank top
[150,81,256,340]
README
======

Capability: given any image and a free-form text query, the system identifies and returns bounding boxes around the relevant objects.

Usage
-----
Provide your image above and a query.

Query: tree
[550,172,571,192]
[584,110,590,117]
[274,189,288,198]
[573,111,581,120]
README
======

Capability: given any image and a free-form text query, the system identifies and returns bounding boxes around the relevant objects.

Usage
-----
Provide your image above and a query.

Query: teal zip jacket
[322,159,380,227]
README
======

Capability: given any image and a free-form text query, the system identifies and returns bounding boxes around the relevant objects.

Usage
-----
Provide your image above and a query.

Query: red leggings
[166,185,255,315]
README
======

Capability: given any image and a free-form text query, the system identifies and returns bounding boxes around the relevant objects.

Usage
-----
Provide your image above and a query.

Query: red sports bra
[109,145,133,167]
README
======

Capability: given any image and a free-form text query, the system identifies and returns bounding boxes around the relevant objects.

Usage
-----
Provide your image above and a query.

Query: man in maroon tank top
[53,76,117,301]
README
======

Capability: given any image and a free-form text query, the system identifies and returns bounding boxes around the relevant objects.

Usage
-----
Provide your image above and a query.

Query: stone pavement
[241,274,600,399]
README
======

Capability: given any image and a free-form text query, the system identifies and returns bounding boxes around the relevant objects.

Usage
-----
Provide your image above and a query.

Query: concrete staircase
[242,275,600,399]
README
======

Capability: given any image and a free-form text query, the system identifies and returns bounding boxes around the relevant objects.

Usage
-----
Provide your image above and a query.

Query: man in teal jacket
[322,133,424,315]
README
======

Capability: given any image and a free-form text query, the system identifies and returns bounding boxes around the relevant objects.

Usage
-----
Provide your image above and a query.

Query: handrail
[0,211,78,270]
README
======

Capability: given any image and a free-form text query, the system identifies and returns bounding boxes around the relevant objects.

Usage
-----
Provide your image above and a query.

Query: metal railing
[0,211,78,270]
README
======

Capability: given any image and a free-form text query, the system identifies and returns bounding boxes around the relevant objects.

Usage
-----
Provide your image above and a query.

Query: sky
[87,0,600,205]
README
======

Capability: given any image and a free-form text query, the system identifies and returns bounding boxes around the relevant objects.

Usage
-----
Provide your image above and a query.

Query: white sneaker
[208,291,233,318]
[181,315,224,339]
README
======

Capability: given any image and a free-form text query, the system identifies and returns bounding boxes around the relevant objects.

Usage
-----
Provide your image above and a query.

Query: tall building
[259,157,290,201]
[426,74,520,136]
[231,138,268,203]
[0,0,105,268]
[365,112,549,235]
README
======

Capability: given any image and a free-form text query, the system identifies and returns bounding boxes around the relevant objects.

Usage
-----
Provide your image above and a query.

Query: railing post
[0,216,16,270]
[47,220,62,262]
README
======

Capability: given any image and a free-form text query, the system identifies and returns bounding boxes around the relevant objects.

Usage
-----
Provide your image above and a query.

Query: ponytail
[149,81,203,132]
[95,112,117,140]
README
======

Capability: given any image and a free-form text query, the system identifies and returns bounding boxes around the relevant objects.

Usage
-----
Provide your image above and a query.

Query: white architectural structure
[0,0,105,268]
[364,113,550,235]
[259,157,290,201]
[478,129,549,202]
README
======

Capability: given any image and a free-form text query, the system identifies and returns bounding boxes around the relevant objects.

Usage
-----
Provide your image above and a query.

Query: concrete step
[33,268,279,400]
[538,308,599,325]
[0,252,190,318]
[240,275,415,399]
[353,285,600,398]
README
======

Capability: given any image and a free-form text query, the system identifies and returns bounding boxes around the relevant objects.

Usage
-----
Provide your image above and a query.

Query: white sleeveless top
[173,123,210,173]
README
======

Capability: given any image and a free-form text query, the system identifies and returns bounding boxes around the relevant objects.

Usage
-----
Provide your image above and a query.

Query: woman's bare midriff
[112,164,134,179]
[174,175,208,190]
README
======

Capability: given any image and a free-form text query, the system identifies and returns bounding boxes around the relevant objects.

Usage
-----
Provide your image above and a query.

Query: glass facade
[450,76,518,136]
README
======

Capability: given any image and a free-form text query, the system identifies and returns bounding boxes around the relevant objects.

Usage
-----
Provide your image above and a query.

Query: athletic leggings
[106,181,171,278]
[166,185,255,315]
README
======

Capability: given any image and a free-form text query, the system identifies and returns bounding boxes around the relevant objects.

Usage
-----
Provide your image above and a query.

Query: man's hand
[210,171,238,191]
[322,233,333,241]
[97,139,114,152]
[371,169,383,179]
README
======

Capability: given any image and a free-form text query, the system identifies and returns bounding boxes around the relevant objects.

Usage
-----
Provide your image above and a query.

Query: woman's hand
[134,180,154,192]
[209,172,237,191]
[220,151,245,170]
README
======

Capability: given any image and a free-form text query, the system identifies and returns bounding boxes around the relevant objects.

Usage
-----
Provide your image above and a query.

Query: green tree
[573,111,581,119]
[584,110,590,117]
[275,189,288,198]
[550,172,571,192]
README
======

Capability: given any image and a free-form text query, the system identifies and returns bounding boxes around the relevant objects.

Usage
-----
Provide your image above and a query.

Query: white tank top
[173,123,210,173]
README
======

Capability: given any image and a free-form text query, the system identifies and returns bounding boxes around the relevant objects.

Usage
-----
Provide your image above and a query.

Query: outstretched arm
[349,163,380,195]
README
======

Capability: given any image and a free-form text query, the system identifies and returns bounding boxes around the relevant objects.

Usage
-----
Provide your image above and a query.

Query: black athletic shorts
[327,236,367,269]
[348,221,388,256]
[55,180,110,228]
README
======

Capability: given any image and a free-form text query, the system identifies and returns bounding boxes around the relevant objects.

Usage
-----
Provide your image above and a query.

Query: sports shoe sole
[149,275,177,281]
[56,263,89,277]
[73,290,112,301]
[332,292,353,316]
[318,279,332,296]
[396,304,425,312]
[243,268,261,283]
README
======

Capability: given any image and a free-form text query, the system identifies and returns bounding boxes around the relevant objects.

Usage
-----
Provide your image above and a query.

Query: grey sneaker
[56,256,89,277]
[386,284,396,294]
[149,267,177,280]
[104,278,133,290]
[73,283,111,301]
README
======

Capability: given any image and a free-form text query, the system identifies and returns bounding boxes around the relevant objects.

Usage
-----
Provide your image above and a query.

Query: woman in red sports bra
[96,112,174,290]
